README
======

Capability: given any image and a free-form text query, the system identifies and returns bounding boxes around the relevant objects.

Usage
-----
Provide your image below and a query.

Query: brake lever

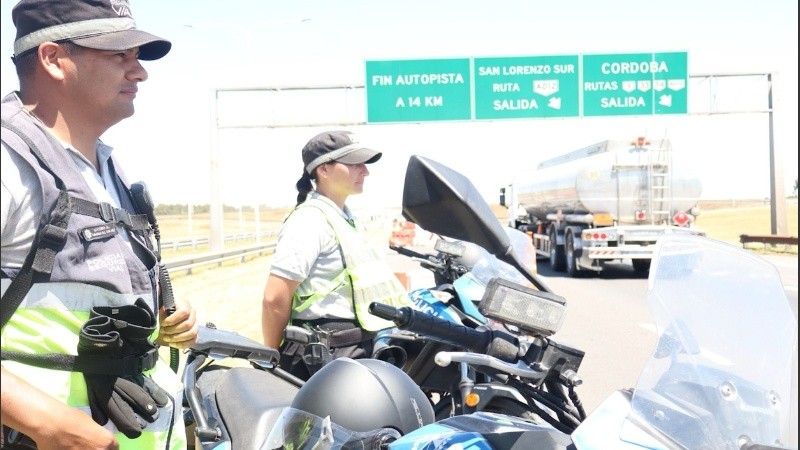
[434,351,545,381]
[417,258,445,271]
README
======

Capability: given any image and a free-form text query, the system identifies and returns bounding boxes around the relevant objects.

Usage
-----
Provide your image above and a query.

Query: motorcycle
[263,234,798,450]
[374,156,565,420]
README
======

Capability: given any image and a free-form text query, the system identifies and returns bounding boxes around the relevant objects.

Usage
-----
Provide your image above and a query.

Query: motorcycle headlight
[478,277,566,336]
[434,238,465,257]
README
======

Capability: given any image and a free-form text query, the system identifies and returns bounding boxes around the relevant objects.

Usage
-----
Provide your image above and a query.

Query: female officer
[261,130,411,380]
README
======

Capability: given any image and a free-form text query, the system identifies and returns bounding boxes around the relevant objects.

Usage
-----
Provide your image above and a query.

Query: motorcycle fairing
[390,412,573,450]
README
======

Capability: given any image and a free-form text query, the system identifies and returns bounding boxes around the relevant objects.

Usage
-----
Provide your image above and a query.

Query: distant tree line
[154,204,206,215]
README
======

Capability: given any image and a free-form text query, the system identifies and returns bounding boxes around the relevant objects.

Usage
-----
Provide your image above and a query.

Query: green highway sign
[366,59,472,123]
[582,52,688,116]
[365,52,688,123]
[474,55,580,119]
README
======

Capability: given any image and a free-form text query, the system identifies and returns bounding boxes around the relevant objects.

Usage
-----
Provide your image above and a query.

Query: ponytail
[295,171,313,206]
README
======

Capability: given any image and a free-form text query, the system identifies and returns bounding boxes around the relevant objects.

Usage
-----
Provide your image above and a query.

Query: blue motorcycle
[374,157,562,421]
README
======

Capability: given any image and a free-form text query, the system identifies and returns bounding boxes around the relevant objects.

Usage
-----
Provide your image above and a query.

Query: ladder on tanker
[647,141,672,225]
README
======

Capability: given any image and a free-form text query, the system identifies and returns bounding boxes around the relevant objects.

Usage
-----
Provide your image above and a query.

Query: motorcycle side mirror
[401,155,551,292]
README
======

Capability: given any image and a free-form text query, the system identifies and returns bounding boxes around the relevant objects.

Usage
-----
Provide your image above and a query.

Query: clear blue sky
[2,0,797,209]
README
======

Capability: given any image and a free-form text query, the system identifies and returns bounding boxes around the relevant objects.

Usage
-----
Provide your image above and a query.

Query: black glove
[78,301,169,439]
[85,373,168,438]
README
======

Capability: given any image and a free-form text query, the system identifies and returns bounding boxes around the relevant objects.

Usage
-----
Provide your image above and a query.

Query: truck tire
[565,232,582,277]
[549,228,566,271]
[632,259,651,273]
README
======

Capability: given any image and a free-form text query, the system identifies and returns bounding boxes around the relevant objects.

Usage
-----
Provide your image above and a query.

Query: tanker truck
[499,137,704,277]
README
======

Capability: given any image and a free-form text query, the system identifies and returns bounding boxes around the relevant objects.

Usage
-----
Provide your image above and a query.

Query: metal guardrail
[161,231,279,251]
[739,234,798,248]
[164,242,277,274]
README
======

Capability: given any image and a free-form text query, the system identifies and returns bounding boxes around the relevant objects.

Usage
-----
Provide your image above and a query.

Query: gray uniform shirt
[269,192,360,320]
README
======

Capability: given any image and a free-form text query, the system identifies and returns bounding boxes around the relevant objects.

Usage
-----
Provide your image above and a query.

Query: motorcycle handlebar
[389,245,431,260]
[390,245,466,281]
[369,303,519,362]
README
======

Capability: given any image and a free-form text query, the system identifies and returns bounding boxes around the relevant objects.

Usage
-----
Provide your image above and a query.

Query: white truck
[500,137,705,277]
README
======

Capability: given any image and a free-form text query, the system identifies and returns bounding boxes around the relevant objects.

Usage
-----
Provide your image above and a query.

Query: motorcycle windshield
[260,407,400,450]
[630,235,797,449]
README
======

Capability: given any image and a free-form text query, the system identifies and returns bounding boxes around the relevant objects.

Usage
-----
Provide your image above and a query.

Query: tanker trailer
[499,137,704,277]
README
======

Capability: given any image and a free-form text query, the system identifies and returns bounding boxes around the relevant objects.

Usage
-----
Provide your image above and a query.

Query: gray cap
[302,130,382,175]
[12,0,171,61]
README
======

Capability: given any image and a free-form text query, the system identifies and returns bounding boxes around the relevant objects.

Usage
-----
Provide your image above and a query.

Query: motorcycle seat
[214,367,299,450]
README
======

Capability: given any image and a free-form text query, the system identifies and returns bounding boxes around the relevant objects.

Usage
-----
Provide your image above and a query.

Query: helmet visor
[261,407,401,450]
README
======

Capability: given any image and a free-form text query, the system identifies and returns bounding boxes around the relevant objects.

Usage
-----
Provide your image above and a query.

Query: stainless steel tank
[513,139,702,223]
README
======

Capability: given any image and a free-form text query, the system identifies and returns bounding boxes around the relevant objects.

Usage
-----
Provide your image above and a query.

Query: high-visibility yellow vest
[0,282,184,450]
[290,197,412,331]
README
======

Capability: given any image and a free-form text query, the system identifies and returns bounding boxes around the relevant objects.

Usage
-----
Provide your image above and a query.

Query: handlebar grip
[405,308,490,352]
[369,303,490,352]
[369,302,408,325]
[389,245,428,260]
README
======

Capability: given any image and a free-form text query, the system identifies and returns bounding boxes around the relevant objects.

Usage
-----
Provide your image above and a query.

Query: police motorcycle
[373,155,569,421]
[265,235,798,450]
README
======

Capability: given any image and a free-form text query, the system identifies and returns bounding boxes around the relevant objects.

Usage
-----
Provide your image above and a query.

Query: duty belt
[296,318,377,348]
[314,327,376,348]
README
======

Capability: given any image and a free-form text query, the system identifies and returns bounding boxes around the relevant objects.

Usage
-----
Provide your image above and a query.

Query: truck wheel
[566,232,582,277]
[548,228,566,271]
[632,259,651,273]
